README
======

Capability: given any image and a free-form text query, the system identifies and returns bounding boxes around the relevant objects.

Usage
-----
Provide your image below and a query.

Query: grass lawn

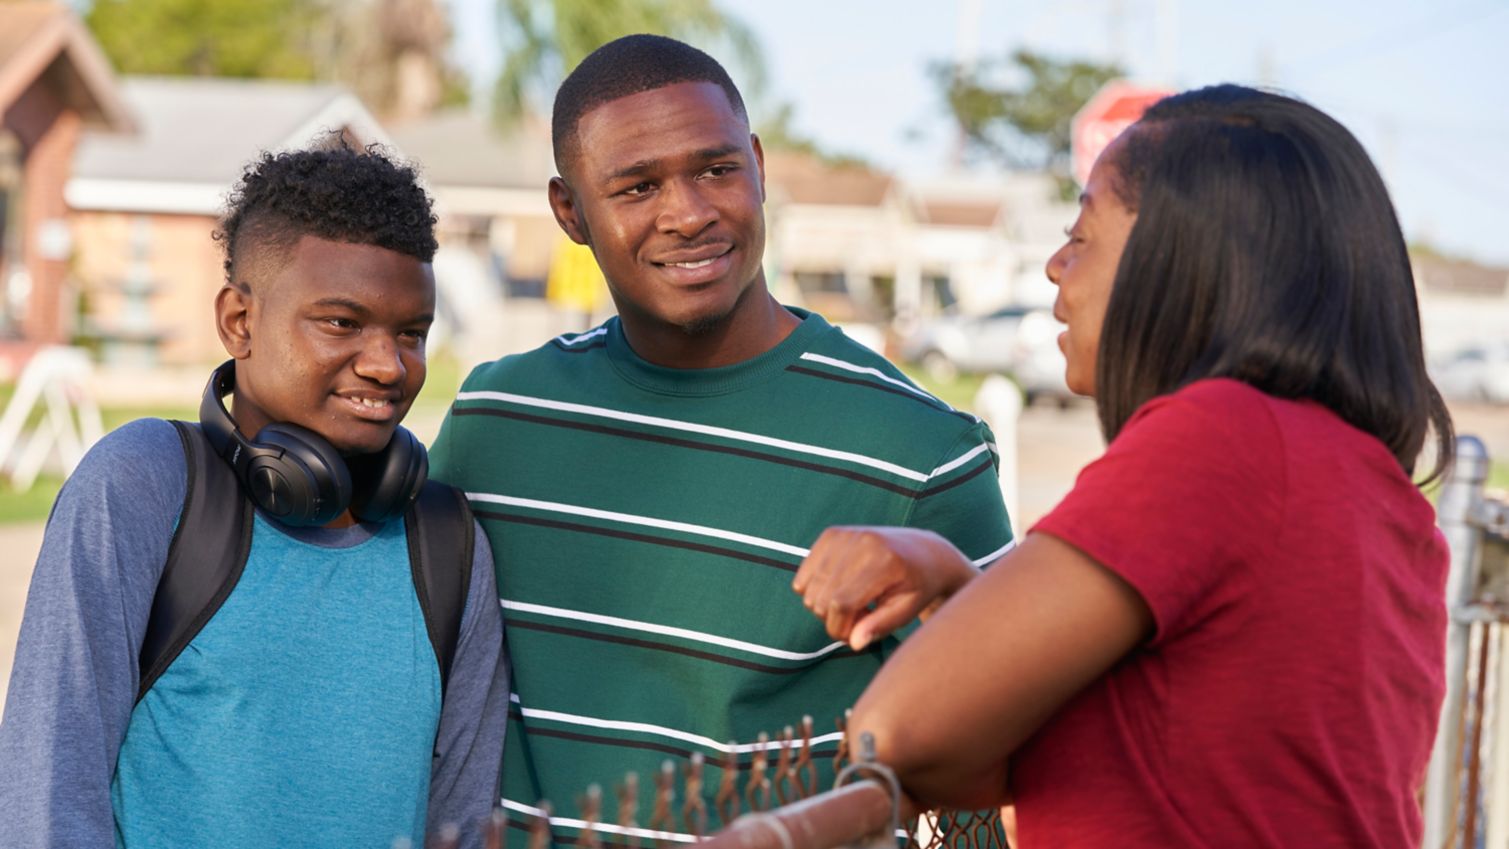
[1490,462,1509,492]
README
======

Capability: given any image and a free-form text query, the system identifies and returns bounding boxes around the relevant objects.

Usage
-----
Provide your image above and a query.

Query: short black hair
[551,34,748,177]
[215,139,438,285]
[1096,84,1452,481]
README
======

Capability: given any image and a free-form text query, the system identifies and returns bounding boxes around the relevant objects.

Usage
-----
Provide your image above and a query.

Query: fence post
[1423,435,1491,849]
[973,375,1021,531]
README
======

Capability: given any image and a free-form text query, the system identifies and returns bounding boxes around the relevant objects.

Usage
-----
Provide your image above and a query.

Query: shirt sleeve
[873,421,1014,659]
[905,419,1015,565]
[1031,382,1287,644]
[0,419,186,849]
[426,519,508,847]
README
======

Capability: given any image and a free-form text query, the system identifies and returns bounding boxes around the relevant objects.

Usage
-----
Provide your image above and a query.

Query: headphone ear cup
[249,424,354,526]
[349,427,428,524]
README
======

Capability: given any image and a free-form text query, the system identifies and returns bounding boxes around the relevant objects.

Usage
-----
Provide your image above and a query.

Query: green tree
[492,0,766,126]
[83,0,467,118]
[84,0,328,79]
[933,48,1121,193]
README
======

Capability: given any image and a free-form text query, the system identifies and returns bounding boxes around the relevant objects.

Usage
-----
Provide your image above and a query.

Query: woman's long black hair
[1095,84,1453,482]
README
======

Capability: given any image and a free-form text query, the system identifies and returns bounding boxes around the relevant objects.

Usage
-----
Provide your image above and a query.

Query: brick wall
[70,210,225,365]
[4,79,80,345]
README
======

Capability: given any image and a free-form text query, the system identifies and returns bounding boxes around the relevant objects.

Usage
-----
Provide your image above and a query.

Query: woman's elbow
[848,695,1011,810]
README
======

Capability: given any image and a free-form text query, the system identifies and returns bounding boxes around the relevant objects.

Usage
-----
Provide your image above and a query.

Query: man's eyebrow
[311,297,434,324]
[311,297,370,314]
[604,145,743,182]
[607,159,659,182]
[693,144,741,161]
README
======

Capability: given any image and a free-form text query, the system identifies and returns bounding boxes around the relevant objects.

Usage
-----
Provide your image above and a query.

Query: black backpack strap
[137,421,255,704]
[405,480,475,699]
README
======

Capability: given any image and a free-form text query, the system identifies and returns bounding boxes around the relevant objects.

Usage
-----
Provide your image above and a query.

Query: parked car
[1431,343,1509,404]
[901,306,1078,406]
[900,305,1032,382]
[1010,309,1077,407]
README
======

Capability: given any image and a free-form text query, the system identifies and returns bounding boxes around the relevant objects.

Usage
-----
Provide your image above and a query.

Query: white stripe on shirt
[516,706,846,755]
[501,599,847,662]
[554,327,608,346]
[501,799,700,843]
[798,352,953,409]
[455,391,931,482]
[467,493,810,558]
[972,538,1017,567]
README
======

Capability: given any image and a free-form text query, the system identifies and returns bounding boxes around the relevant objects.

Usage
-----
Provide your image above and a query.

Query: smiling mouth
[664,257,719,270]
[338,393,401,422]
[653,243,733,268]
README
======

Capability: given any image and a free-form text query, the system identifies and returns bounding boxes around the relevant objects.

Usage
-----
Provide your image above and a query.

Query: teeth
[667,258,716,269]
[358,398,389,408]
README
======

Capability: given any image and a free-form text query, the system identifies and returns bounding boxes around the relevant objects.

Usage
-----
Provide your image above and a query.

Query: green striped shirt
[430,309,1013,845]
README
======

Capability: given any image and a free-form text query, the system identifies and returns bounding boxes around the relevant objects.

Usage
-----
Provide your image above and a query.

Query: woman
[794,85,1454,847]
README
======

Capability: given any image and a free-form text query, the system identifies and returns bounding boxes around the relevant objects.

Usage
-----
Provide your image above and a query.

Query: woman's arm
[817,531,1152,810]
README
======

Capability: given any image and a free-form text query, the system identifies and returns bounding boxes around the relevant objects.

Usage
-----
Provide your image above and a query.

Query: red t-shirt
[1021,378,1448,848]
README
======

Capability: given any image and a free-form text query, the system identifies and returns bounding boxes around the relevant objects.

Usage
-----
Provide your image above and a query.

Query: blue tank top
[111,513,441,849]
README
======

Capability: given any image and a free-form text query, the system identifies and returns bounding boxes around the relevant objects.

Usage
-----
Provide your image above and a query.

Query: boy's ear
[215,284,253,358]
[548,176,590,245]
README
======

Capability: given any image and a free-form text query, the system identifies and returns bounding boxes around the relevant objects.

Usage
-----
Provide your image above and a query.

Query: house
[386,107,591,365]
[387,107,558,291]
[764,150,1075,328]
[67,76,392,366]
[0,0,132,377]
[1414,254,1509,356]
[762,150,904,322]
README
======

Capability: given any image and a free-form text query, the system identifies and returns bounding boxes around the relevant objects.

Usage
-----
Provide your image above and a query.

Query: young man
[429,35,1012,842]
[0,145,508,849]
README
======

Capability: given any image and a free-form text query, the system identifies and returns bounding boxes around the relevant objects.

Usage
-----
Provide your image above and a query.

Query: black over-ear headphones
[198,360,428,526]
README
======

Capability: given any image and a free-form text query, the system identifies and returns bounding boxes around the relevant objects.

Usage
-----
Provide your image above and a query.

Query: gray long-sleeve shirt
[0,418,508,848]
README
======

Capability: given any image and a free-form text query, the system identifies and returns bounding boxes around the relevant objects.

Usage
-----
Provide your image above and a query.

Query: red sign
[1071,81,1172,187]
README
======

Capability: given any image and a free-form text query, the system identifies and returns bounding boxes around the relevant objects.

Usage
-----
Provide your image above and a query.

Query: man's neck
[619,291,802,369]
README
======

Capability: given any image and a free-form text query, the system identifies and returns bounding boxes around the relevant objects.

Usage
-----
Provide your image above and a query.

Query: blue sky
[447,0,1509,266]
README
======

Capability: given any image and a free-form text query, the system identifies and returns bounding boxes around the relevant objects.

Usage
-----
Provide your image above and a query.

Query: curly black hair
[214,140,438,285]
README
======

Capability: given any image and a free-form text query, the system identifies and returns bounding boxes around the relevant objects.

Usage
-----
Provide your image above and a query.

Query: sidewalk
[0,521,43,708]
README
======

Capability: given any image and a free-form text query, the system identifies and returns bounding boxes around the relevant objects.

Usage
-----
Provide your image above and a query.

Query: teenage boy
[0,144,507,849]
[429,35,1012,843]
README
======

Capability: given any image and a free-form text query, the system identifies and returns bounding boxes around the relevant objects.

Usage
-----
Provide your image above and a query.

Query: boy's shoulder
[70,418,188,499]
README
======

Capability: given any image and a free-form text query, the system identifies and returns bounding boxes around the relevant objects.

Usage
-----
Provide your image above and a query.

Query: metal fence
[1424,435,1509,849]
[430,727,1004,849]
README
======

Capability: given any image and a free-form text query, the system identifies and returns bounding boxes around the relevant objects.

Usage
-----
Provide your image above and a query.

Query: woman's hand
[793,527,980,650]
[843,533,1153,810]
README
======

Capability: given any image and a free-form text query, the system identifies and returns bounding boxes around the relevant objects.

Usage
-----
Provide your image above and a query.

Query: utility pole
[1108,0,1128,70]
[950,0,985,171]
[1154,0,1179,86]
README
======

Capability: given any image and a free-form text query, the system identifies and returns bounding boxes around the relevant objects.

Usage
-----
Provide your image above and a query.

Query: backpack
[135,420,474,704]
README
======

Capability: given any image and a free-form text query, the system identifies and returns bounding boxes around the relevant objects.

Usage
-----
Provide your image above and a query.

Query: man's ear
[751,132,766,203]
[548,176,590,245]
[215,284,253,359]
